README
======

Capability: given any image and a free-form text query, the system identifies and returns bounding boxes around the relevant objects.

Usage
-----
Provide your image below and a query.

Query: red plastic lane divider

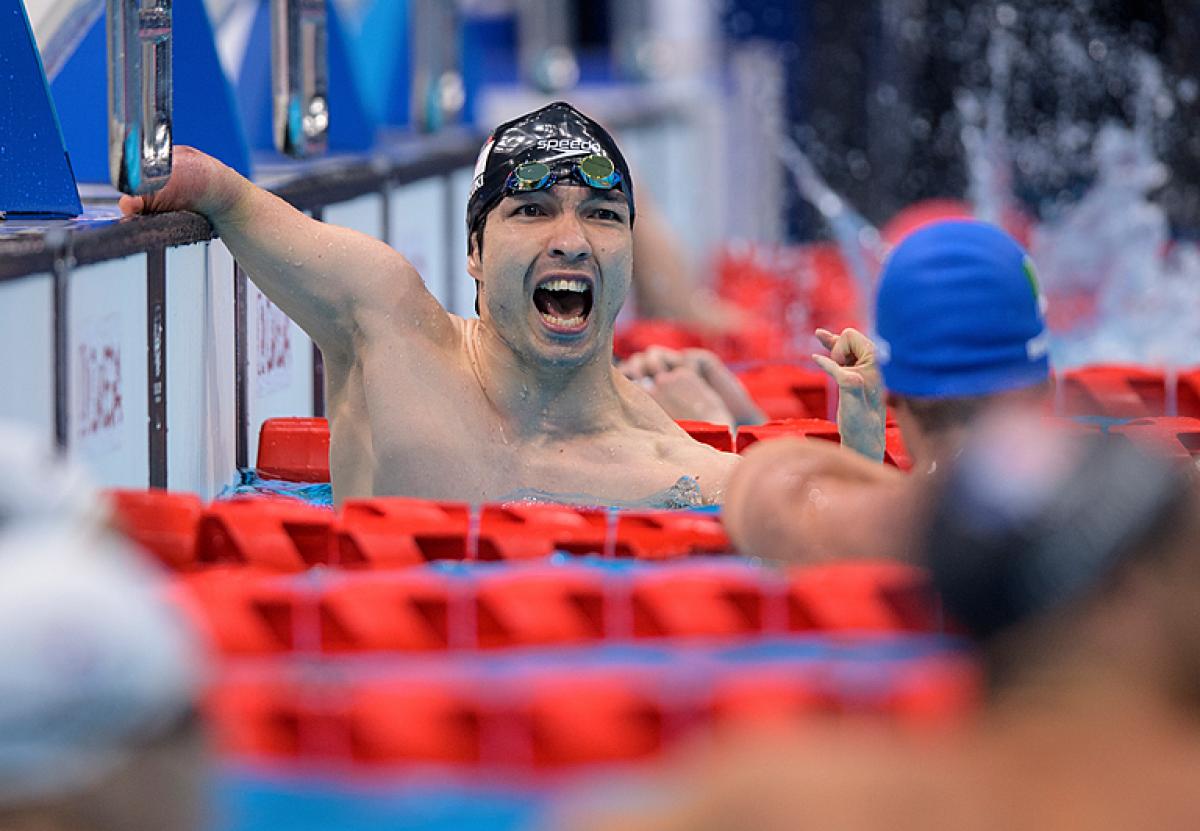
[347,676,486,764]
[736,365,832,421]
[733,418,912,470]
[336,498,471,566]
[175,560,945,655]
[676,419,734,452]
[197,498,336,571]
[256,417,331,482]
[1058,365,1200,419]
[318,571,461,652]
[205,656,979,768]
[1108,417,1200,462]
[476,504,609,560]
[630,562,775,638]
[788,561,942,633]
[107,488,203,570]
[736,417,840,453]
[253,417,735,484]
[473,566,609,649]
[613,511,732,560]
[177,568,306,654]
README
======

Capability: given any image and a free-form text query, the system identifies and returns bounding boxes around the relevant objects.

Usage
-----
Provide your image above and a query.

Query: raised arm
[120,147,456,363]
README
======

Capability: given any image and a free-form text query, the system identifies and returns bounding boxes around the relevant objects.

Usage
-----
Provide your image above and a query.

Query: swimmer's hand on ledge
[619,346,765,428]
[812,327,886,462]
[118,146,250,225]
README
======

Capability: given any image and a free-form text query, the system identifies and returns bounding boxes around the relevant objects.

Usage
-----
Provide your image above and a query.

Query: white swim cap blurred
[0,422,107,532]
[0,526,205,805]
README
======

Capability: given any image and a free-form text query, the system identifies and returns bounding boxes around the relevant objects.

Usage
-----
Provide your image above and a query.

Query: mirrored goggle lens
[576,155,620,189]
[507,161,553,191]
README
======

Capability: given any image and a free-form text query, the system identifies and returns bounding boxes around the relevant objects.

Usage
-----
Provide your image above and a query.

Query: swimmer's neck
[466,319,627,438]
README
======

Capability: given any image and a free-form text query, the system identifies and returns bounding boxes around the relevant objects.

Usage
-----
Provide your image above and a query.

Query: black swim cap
[465,101,635,250]
[925,416,1191,642]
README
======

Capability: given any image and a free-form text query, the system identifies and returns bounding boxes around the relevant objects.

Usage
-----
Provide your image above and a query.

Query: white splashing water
[965,31,1200,369]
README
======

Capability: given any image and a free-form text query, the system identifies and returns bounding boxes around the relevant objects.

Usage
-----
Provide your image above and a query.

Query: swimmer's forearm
[837,395,887,462]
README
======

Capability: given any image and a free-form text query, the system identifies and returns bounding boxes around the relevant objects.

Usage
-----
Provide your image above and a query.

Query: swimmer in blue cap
[122,103,737,506]
[725,219,1054,563]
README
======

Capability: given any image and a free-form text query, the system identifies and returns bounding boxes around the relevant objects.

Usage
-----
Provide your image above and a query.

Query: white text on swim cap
[536,138,602,153]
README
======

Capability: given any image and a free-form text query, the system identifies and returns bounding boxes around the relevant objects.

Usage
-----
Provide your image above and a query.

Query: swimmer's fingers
[825,327,875,368]
[814,328,839,351]
[118,195,145,216]
[618,355,648,380]
[649,368,736,427]
[812,353,865,390]
[641,346,684,377]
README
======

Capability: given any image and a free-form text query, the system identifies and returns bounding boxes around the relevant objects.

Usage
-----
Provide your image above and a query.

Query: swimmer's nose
[547,214,592,263]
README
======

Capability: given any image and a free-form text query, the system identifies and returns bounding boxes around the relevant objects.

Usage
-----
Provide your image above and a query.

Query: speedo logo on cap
[536,138,602,153]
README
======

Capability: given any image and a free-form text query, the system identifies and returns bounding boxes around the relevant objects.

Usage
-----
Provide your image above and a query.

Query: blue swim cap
[874,220,1050,398]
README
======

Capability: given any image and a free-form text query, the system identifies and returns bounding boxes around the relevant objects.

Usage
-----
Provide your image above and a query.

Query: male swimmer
[123,103,738,506]
[723,220,1054,563]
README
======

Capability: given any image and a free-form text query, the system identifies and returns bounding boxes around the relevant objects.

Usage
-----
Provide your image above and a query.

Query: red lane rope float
[336,498,472,566]
[256,417,331,481]
[196,497,337,571]
[675,419,733,452]
[173,560,946,656]
[733,418,912,471]
[108,488,202,570]
[1058,365,1176,419]
[1108,417,1200,463]
[203,655,978,768]
[735,364,833,421]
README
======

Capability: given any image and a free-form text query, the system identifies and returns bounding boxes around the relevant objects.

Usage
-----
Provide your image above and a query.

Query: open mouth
[532,276,594,334]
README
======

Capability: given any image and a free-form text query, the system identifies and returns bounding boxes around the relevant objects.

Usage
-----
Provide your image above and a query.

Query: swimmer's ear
[466,239,483,279]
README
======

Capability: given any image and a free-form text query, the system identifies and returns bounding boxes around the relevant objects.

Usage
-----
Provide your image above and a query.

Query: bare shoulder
[723,437,917,564]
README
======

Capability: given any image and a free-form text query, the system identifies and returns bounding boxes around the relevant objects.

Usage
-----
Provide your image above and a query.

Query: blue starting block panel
[0,0,82,216]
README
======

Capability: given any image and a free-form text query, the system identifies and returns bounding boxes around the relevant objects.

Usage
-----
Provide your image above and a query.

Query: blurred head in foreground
[0,425,207,831]
[926,410,1200,706]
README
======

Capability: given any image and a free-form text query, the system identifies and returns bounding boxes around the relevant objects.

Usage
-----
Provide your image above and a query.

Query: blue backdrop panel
[52,0,252,184]
[351,0,409,126]
[171,0,252,176]
[0,0,82,216]
[237,0,376,155]
[461,12,519,126]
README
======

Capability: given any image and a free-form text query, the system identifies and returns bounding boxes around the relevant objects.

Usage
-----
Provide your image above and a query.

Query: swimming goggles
[504,154,623,194]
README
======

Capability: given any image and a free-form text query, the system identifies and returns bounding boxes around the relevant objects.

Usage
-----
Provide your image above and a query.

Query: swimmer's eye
[590,207,625,223]
[514,203,547,218]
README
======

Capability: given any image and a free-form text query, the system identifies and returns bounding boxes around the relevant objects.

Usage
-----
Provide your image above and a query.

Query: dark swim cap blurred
[466,101,635,248]
[925,414,1191,642]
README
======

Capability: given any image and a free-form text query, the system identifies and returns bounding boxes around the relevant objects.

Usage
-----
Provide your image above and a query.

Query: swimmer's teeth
[541,311,586,328]
[540,278,588,293]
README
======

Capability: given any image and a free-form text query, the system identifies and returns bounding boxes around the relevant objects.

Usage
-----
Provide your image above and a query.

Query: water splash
[961,14,1200,369]
[774,133,886,327]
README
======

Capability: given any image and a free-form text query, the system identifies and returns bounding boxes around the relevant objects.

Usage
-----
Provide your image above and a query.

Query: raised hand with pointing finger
[812,327,887,461]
